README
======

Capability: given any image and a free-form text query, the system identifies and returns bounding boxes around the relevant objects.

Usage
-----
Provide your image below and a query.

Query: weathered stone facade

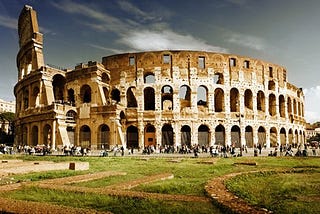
[14,5,306,151]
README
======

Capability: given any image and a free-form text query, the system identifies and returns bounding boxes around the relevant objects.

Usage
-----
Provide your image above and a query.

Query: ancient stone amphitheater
[14,5,305,151]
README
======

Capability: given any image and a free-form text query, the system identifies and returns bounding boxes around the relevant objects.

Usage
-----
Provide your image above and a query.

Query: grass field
[0,155,319,213]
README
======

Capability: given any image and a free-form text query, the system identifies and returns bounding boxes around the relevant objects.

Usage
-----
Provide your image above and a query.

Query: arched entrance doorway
[280,128,286,145]
[98,124,110,149]
[181,125,191,147]
[31,126,38,146]
[270,127,277,147]
[215,125,225,146]
[231,125,241,148]
[127,126,138,149]
[245,126,253,148]
[144,125,156,147]
[257,126,266,147]
[80,125,91,148]
[198,125,210,147]
[162,124,173,146]
[43,124,51,147]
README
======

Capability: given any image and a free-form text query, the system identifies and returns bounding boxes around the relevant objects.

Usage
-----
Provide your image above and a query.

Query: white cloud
[304,86,320,123]
[0,15,17,30]
[119,30,228,53]
[227,32,266,51]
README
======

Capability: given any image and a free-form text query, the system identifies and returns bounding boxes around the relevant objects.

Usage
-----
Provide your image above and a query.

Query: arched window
[111,88,120,103]
[52,74,66,101]
[67,89,75,105]
[244,89,253,110]
[197,86,208,106]
[230,88,239,112]
[214,88,224,112]
[144,87,155,110]
[144,72,155,83]
[101,72,110,83]
[162,85,173,110]
[80,85,92,103]
[179,85,191,108]
[127,87,137,108]
[269,94,276,116]
[279,95,285,118]
[257,91,265,112]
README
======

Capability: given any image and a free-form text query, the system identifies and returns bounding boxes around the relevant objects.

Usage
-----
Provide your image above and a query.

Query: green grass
[1,155,320,213]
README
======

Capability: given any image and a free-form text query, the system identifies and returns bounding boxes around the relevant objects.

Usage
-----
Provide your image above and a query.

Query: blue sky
[0,0,319,122]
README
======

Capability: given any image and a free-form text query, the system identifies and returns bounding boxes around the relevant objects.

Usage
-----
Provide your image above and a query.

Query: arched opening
[288,129,293,145]
[127,87,137,108]
[111,88,121,104]
[245,126,253,148]
[230,88,239,112]
[231,125,241,148]
[279,95,285,118]
[198,125,210,147]
[80,125,91,148]
[144,72,155,83]
[67,89,75,105]
[215,124,225,146]
[98,124,110,149]
[293,99,297,115]
[30,86,39,107]
[268,80,275,90]
[295,130,299,146]
[23,89,29,109]
[127,126,139,149]
[66,110,77,123]
[197,86,208,106]
[52,74,66,101]
[181,125,191,147]
[257,126,266,147]
[103,87,109,104]
[269,94,276,116]
[162,124,173,146]
[179,85,191,109]
[214,88,224,112]
[244,89,253,110]
[270,127,277,147]
[43,124,51,147]
[144,125,156,147]
[257,91,265,112]
[22,126,28,145]
[280,128,286,145]
[144,87,155,110]
[101,72,110,83]
[162,85,173,110]
[31,126,38,146]
[80,85,92,103]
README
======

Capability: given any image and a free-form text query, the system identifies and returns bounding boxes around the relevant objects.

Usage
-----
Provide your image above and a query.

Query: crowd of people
[0,142,319,158]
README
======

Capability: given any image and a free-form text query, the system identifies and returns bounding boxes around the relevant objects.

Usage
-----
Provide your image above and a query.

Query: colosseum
[14,5,306,152]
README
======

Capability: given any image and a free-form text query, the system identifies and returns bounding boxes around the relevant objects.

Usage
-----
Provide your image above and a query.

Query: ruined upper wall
[102,50,288,87]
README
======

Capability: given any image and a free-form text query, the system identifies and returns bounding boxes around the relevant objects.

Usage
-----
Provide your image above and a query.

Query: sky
[0,0,319,123]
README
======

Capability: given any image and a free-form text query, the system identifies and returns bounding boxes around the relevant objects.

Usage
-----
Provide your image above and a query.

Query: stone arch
[270,127,277,147]
[127,125,139,149]
[181,125,191,147]
[111,88,120,103]
[280,128,286,145]
[30,86,39,107]
[293,99,297,115]
[197,85,208,106]
[279,95,285,118]
[288,129,293,145]
[80,84,92,103]
[144,124,156,147]
[67,88,75,104]
[244,89,253,110]
[215,124,225,146]
[23,89,29,109]
[268,80,275,90]
[43,124,52,147]
[101,72,110,84]
[22,126,28,145]
[127,87,137,108]
[287,97,292,115]
[198,124,210,147]
[144,87,155,110]
[98,124,110,149]
[230,88,239,112]
[214,88,224,112]
[52,74,66,101]
[179,85,191,108]
[144,72,155,83]
[80,125,91,148]
[162,124,173,146]
[257,91,265,112]
[162,85,173,110]
[269,94,276,116]
[245,126,253,148]
[257,126,266,146]
[295,130,299,146]
[231,125,241,148]
[31,125,38,146]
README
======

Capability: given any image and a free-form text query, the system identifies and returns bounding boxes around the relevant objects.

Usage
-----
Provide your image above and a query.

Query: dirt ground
[0,159,265,214]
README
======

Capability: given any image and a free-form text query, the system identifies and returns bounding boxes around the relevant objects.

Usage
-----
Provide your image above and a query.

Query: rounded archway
[181,125,191,147]
[231,125,241,148]
[98,124,110,149]
[245,126,253,148]
[198,125,210,147]
[127,126,139,149]
[144,125,156,147]
[80,125,91,147]
[43,124,52,147]
[162,124,173,146]
[215,124,225,146]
